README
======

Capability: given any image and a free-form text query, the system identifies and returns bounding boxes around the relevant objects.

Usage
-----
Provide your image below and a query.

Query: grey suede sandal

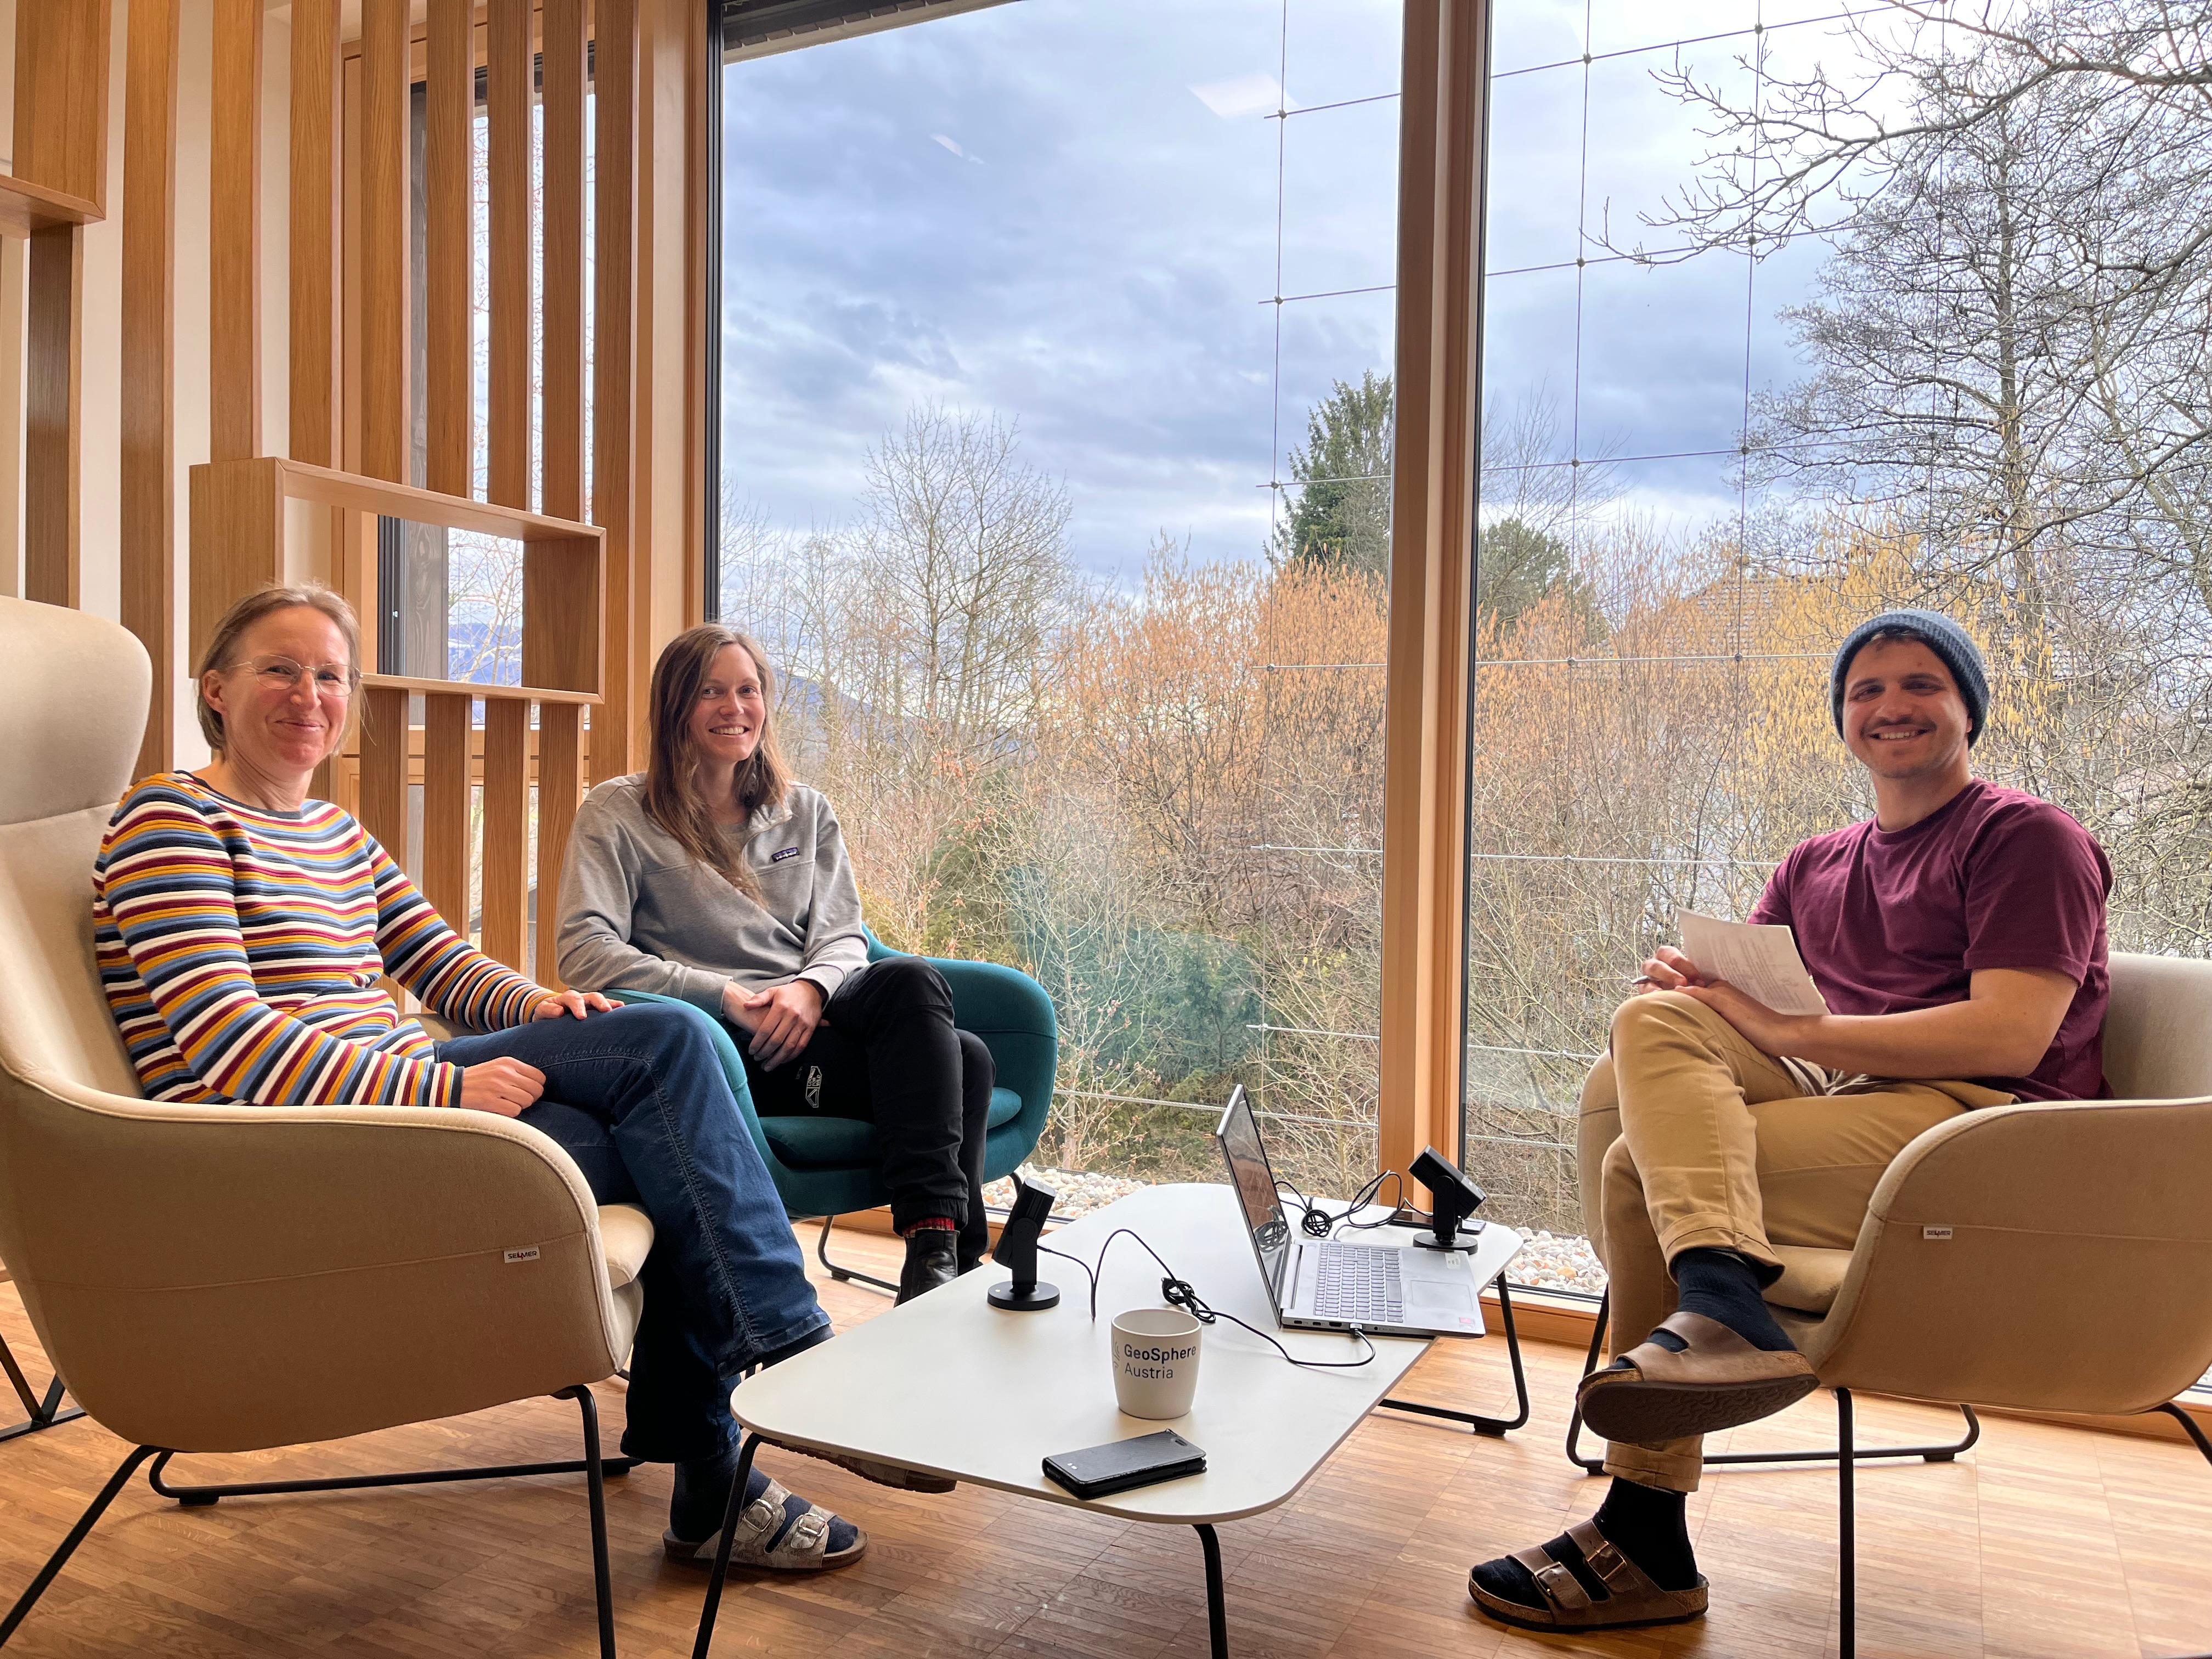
[1468,1520,1708,1632]
[662,1473,867,1572]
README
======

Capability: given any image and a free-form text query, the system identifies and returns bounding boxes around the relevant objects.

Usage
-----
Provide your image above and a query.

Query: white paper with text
[1675,910,1831,1017]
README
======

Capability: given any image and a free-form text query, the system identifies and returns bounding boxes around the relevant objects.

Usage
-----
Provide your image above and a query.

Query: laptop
[1213,1086,1483,1338]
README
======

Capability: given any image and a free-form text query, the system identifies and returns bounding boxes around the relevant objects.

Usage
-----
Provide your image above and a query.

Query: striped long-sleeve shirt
[94,772,549,1109]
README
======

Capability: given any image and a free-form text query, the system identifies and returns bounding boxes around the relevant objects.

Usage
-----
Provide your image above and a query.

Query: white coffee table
[693,1183,1523,1657]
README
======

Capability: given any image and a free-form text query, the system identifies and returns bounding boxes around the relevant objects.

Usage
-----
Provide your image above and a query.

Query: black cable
[1275,1170,1410,1237]
[1041,1230,1378,1372]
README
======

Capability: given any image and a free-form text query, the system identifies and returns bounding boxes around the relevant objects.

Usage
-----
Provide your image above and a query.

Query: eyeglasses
[231,656,359,698]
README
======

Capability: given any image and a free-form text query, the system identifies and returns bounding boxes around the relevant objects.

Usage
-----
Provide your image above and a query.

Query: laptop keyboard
[1308,1242,1405,1323]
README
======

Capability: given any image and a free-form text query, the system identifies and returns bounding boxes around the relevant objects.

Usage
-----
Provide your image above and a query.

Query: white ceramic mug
[1110,1306,1204,1419]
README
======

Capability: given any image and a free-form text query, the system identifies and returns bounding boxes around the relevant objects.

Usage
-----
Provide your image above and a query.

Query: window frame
[698,0,1494,1181]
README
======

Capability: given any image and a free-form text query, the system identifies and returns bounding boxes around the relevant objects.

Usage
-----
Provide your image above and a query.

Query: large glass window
[712,1,1404,1210]
[1464,0,2212,1311]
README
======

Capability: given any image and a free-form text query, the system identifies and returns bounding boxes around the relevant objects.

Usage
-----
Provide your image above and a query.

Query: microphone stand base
[1412,1224,1486,1254]
[989,1280,1062,1311]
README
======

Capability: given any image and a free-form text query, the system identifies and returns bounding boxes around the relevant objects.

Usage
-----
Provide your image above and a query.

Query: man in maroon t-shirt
[1470,610,2113,1634]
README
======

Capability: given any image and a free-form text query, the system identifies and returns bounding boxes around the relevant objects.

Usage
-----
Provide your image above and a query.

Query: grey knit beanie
[1830,610,1989,745]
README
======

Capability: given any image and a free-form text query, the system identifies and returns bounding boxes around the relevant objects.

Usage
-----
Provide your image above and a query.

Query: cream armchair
[0,597,651,1655]
[1569,953,2212,1656]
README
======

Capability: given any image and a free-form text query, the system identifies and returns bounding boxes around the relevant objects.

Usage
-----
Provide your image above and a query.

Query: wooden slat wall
[340,48,365,482]
[187,457,284,668]
[358,0,410,485]
[289,0,342,469]
[422,0,479,938]
[485,0,533,511]
[358,685,409,860]
[594,0,642,774]
[24,230,83,609]
[480,699,531,970]
[13,1,113,211]
[540,0,588,524]
[424,0,473,499]
[535,703,584,986]
[121,0,179,780]
[421,692,473,930]
[209,1,262,464]
[291,0,343,798]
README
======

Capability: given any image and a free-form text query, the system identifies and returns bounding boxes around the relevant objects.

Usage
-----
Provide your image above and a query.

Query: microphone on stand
[989,1176,1063,1310]
[1410,1146,1487,1252]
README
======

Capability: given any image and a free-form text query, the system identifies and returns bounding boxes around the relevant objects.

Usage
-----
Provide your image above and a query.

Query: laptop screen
[1214,1086,1293,1300]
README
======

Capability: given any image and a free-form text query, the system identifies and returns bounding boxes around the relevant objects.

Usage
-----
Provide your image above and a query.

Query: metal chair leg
[1564,1289,1982,1472]
[5,1392,622,1653]
[1379,1277,1531,1435]
[146,1395,636,1506]
[815,1212,899,1296]
[2156,1400,2212,1468]
[1838,1386,1857,1659]
[557,1385,619,1659]
[0,1443,160,1647]
[0,1336,84,1446]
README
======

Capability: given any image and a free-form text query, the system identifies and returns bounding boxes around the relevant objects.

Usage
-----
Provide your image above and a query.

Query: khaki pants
[1579,990,2010,1492]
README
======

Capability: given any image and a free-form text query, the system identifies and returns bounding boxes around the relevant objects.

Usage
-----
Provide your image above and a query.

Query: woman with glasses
[92,583,932,1576]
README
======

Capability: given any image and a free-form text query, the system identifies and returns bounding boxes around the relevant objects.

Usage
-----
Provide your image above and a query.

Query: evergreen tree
[1273,371,1394,579]
[1476,516,1596,634]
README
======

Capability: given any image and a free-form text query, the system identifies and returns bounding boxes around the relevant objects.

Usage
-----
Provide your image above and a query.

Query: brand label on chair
[504,1246,541,1263]
[1921,1226,1954,1240]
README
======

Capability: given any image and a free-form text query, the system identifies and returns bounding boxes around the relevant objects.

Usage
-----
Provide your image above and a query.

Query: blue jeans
[436,1002,829,1462]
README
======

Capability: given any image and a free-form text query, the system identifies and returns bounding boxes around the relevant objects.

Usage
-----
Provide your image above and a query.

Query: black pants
[739,956,994,1265]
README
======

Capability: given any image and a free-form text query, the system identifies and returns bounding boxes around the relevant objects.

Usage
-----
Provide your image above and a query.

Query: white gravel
[983,1165,1146,1220]
[1501,1228,1607,1295]
[988,1167,1611,1296]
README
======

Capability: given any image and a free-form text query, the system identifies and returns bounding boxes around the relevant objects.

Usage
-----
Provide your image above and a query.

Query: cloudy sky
[715,0,1868,586]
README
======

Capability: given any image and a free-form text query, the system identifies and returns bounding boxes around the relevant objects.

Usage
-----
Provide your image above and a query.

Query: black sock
[1469,1479,1697,1610]
[1667,1247,1795,1352]
[1595,1477,1697,1587]
[670,1442,858,1554]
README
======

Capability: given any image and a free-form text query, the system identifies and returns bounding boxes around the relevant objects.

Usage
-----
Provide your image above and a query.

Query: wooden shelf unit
[189,456,605,983]
[0,173,103,238]
[187,455,604,693]
[358,672,601,708]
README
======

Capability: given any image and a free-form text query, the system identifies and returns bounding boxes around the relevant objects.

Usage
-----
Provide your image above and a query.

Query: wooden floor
[3,1228,2207,1659]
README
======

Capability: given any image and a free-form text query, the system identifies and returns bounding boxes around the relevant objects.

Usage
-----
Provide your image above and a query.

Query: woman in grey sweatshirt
[556,624,995,1305]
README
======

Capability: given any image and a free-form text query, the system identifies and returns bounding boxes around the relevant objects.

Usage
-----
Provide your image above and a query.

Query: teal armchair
[606,932,1057,1291]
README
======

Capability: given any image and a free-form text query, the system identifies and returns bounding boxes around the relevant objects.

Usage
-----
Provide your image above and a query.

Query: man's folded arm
[1776,965,2076,1080]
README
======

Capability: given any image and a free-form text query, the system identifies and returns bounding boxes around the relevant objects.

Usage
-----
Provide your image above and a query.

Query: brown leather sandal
[1576,1309,1818,1444]
[1467,1519,1708,1631]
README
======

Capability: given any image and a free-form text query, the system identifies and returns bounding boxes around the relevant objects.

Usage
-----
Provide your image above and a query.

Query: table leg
[691,1432,763,1659]
[1378,1277,1531,1436]
[1193,1523,1229,1659]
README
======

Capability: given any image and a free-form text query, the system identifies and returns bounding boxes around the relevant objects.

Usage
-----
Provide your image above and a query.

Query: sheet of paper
[1675,910,1831,1017]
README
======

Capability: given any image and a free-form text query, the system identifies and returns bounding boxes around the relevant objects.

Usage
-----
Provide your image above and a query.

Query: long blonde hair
[642,625,792,895]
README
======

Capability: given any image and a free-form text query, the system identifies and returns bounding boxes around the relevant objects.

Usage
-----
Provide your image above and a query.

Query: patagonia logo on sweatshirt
[771,846,802,862]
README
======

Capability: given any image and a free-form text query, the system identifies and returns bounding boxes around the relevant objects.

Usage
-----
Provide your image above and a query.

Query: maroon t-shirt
[1747,779,2113,1101]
